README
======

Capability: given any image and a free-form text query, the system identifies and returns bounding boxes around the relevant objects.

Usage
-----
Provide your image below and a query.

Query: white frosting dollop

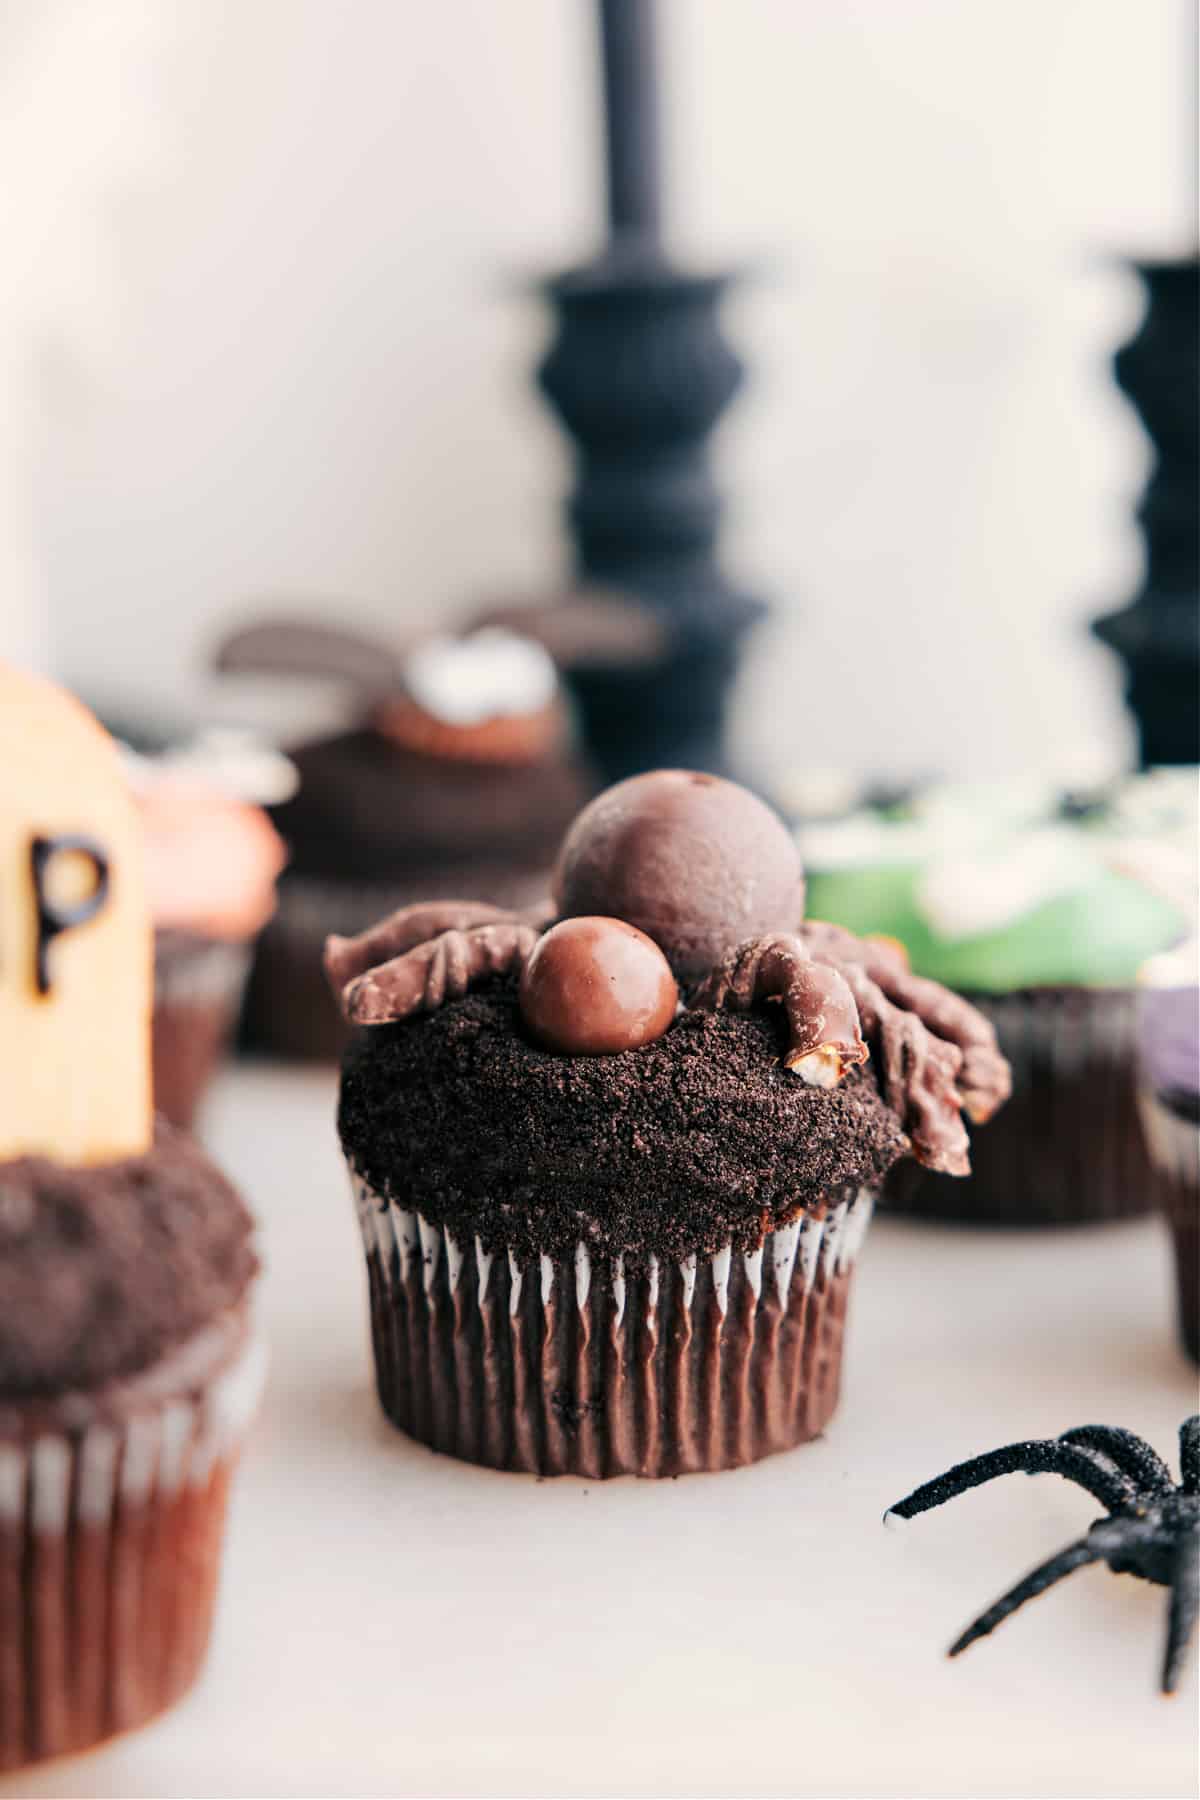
[800,770,1198,940]
[917,829,1099,942]
[797,813,940,871]
[403,629,557,727]
[122,727,299,806]
[1139,936,1200,991]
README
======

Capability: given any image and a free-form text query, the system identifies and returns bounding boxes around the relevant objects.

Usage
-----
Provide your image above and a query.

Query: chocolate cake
[800,770,1196,1225]
[329,771,1011,1478]
[0,1126,263,1772]
[231,626,593,1059]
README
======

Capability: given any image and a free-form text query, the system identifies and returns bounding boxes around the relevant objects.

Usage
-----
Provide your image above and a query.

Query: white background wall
[3,0,1194,778]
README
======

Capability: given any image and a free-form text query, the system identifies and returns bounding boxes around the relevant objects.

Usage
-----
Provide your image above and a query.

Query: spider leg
[949,1539,1099,1659]
[1181,1416,1200,1497]
[1161,1532,1199,1695]
[887,1440,1135,1521]
[1059,1425,1173,1496]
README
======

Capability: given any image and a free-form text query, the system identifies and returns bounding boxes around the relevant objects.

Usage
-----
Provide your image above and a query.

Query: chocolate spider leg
[1161,1532,1199,1695]
[805,953,970,1174]
[341,922,540,1025]
[802,919,1010,1124]
[692,935,867,1085]
[324,901,527,991]
[1058,1425,1174,1496]
[948,1539,1099,1659]
[1181,1415,1200,1497]
[887,1439,1137,1520]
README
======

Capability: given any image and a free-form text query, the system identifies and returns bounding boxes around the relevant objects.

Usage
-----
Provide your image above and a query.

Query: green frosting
[805,861,1183,992]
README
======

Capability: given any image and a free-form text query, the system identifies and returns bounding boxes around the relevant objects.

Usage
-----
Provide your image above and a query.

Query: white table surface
[8,1062,1198,1800]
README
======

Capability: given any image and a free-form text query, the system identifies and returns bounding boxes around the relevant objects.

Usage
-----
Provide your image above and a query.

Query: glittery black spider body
[888,1415,1200,1693]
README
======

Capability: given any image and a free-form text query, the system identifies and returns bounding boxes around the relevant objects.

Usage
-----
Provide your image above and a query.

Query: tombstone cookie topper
[0,665,152,1163]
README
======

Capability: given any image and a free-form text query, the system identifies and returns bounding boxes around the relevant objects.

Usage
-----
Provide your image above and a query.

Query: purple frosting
[1138,981,1200,1100]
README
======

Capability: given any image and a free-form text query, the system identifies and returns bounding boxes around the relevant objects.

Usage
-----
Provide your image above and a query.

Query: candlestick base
[535,245,764,780]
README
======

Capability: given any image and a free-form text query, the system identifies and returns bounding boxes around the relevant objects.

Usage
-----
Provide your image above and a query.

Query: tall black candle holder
[531,0,763,782]
[538,249,761,779]
[1093,256,1199,767]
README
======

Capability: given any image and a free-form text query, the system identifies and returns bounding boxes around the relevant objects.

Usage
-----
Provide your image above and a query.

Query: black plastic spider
[888,1415,1200,1693]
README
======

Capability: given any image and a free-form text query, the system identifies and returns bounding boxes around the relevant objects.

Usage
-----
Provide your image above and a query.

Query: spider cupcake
[328,770,1011,1478]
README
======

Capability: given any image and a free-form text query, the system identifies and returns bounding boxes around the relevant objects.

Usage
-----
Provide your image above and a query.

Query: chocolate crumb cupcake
[329,771,1010,1477]
[0,1129,263,1771]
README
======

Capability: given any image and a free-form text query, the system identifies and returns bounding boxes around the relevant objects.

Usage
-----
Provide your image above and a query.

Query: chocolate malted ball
[518,916,678,1056]
[554,770,804,982]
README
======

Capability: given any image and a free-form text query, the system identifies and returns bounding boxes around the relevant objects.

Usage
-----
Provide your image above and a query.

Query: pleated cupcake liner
[151,935,253,1130]
[884,987,1155,1226]
[0,1331,267,1773]
[349,1169,875,1478]
[1138,1092,1200,1362]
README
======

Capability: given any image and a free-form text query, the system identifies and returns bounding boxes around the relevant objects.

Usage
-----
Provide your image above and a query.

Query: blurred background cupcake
[218,619,593,1060]
[124,730,290,1126]
[794,767,1197,1225]
[1137,938,1199,1361]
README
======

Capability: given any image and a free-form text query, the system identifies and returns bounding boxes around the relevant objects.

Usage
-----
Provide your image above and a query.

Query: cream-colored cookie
[0,665,151,1163]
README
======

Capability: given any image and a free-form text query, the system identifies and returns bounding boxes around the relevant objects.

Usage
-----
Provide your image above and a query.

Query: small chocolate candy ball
[519,916,678,1055]
[554,770,804,982]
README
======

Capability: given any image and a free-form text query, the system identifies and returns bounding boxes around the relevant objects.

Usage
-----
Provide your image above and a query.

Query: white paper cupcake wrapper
[0,1329,266,1772]
[349,1170,874,1478]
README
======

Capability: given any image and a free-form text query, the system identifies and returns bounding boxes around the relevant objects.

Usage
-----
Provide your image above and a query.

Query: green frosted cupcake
[799,770,1195,1225]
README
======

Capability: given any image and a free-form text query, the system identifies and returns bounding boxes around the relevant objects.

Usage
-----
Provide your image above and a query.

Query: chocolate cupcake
[220,624,592,1060]
[0,668,264,1771]
[129,732,289,1127]
[1137,942,1200,1361]
[328,771,1010,1477]
[799,771,1195,1225]
[0,1130,263,1772]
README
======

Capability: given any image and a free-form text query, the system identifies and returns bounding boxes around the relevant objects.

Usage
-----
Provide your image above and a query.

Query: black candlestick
[1093,257,1199,766]
[533,0,762,781]
[598,0,662,241]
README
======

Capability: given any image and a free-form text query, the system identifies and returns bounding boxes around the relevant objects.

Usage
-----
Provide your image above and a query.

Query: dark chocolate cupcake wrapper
[885,987,1154,1226]
[244,869,554,1062]
[350,1170,874,1478]
[1138,1093,1199,1362]
[0,1333,265,1773]
[152,934,252,1129]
